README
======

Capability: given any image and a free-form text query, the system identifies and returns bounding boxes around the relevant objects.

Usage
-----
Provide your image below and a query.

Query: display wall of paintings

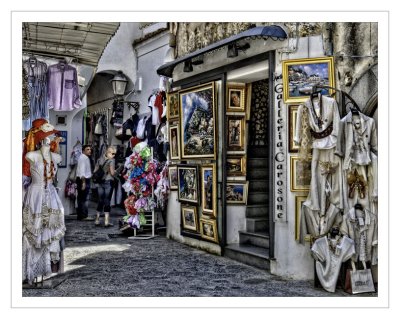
[177,164,200,205]
[201,163,217,217]
[167,91,179,120]
[226,181,248,205]
[290,156,312,192]
[227,115,245,153]
[199,218,219,243]
[181,205,198,232]
[226,156,246,177]
[168,165,178,190]
[179,82,216,159]
[282,56,335,104]
[226,84,246,112]
[295,195,307,241]
[169,124,180,160]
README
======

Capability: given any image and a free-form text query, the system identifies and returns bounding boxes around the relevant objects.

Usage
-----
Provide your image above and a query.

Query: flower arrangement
[122,142,159,229]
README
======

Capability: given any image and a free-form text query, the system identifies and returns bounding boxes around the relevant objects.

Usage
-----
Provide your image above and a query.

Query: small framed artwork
[201,164,217,217]
[177,164,200,205]
[200,218,218,243]
[282,57,335,104]
[227,156,246,177]
[169,124,180,160]
[290,156,312,192]
[288,105,299,153]
[227,85,245,112]
[168,165,178,190]
[295,195,308,241]
[227,115,245,152]
[181,205,198,232]
[179,82,216,159]
[167,91,179,120]
[226,181,248,205]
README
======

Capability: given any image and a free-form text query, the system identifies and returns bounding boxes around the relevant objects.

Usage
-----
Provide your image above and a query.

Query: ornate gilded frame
[179,82,216,159]
[282,57,335,104]
[226,84,246,112]
[201,163,217,217]
[181,205,198,232]
[199,218,219,243]
[290,156,312,192]
[167,91,180,120]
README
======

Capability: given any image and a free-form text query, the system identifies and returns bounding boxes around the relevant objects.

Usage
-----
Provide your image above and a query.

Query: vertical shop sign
[273,78,287,221]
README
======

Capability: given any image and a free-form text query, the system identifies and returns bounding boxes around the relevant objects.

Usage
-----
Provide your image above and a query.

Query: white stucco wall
[270,35,326,280]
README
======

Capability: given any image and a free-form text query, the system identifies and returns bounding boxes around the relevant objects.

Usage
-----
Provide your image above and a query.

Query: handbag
[345,261,375,294]
[68,164,77,181]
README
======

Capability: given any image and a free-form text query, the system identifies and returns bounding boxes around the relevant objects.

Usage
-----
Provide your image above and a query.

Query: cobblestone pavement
[22,205,377,298]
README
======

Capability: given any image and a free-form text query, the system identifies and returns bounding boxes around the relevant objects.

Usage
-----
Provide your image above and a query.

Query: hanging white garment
[311,235,355,292]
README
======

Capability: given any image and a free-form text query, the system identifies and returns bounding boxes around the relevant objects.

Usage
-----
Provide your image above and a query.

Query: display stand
[128,146,158,240]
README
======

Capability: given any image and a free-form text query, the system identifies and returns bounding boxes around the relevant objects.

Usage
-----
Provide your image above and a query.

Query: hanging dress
[295,95,344,240]
[22,150,66,284]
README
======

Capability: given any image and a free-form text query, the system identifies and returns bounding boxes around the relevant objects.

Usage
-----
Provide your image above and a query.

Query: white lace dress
[22,150,66,284]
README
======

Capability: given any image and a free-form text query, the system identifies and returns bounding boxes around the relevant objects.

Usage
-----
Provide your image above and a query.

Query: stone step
[224,243,270,270]
[239,230,270,248]
[246,217,268,232]
[247,192,268,205]
[247,158,268,169]
[246,205,268,218]
[248,180,269,192]
[247,168,268,180]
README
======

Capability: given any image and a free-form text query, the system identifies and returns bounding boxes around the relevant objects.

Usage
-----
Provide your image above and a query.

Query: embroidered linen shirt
[47,62,82,111]
[311,235,355,292]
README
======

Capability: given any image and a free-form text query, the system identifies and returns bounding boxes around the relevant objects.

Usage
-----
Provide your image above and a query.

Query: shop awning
[156,25,287,78]
[22,22,120,67]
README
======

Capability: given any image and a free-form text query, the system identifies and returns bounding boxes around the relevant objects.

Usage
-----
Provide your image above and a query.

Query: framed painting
[282,57,335,104]
[168,165,178,190]
[167,91,179,120]
[290,156,312,192]
[227,115,245,152]
[181,205,198,232]
[179,82,216,159]
[226,156,246,177]
[288,105,299,153]
[169,124,180,160]
[201,164,217,217]
[200,218,219,243]
[295,195,308,241]
[177,164,200,205]
[226,181,248,205]
[226,84,245,112]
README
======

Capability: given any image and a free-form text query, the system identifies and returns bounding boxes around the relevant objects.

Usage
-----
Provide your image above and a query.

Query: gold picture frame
[167,91,179,120]
[177,164,200,205]
[179,82,216,159]
[227,156,246,177]
[169,123,180,160]
[288,105,299,153]
[181,205,198,232]
[282,57,335,104]
[200,218,219,243]
[290,156,312,192]
[246,83,252,121]
[201,163,217,217]
[168,165,178,190]
[295,195,307,241]
[226,84,246,112]
[227,115,245,152]
[226,181,248,205]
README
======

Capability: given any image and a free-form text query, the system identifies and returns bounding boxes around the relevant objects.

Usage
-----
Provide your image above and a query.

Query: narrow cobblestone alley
[22,206,377,298]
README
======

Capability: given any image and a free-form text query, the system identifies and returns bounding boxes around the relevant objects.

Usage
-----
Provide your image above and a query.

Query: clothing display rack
[128,146,157,240]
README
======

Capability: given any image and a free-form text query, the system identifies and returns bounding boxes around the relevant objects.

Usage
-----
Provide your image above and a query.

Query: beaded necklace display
[40,148,54,188]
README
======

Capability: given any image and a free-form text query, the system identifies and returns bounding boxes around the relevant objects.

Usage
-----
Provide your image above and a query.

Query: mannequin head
[41,136,52,148]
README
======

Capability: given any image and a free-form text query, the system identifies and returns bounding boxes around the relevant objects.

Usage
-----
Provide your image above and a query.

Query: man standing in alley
[76,144,94,221]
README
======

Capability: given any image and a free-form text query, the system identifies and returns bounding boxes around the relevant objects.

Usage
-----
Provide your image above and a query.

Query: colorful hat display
[23,119,59,176]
